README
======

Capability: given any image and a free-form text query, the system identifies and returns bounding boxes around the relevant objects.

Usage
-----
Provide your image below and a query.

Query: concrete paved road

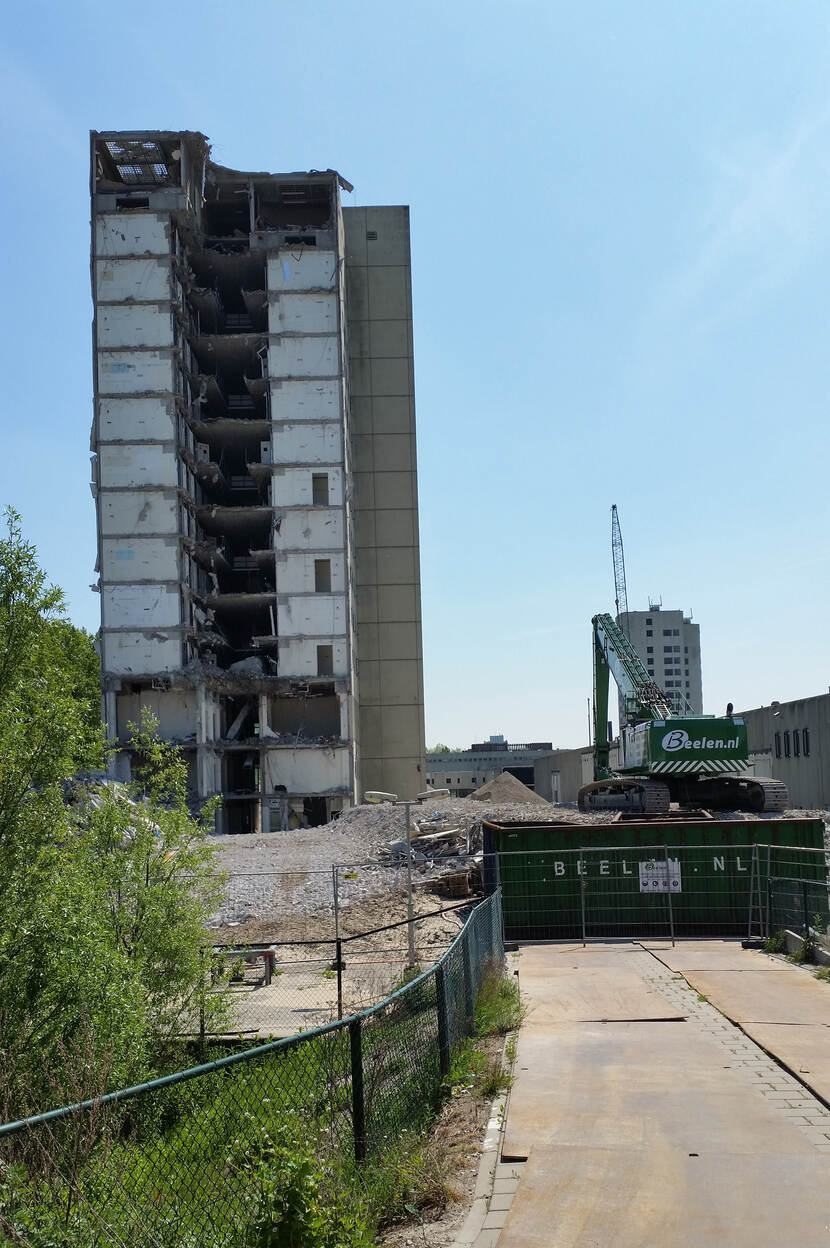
[500,943,830,1246]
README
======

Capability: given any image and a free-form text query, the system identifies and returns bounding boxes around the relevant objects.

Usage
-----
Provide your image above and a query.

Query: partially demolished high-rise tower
[90,130,425,832]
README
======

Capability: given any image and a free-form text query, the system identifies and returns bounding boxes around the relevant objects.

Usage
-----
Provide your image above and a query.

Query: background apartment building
[90,130,425,832]
[616,606,703,724]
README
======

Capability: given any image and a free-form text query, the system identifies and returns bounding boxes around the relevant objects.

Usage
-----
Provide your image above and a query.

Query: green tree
[0,511,229,1116]
[82,709,230,1049]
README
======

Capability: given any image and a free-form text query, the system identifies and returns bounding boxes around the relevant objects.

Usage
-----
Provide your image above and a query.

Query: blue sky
[1,0,829,749]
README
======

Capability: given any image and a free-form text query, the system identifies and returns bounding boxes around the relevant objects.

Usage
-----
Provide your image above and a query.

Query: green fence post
[435,963,451,1081]
[579,848,587,946]
[336,938,344,1020]
[765,844,772,938]
[349,1018,366,1161]
[802,880,810,940]
[462,934,475,1035]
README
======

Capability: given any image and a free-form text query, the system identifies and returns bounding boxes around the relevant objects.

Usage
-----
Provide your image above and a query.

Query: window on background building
[674,645,681,652]
[673,629,680,636]
[663,629,672,636]
[646,629,652,637]
[314,559,332,592]
[664,645,673,652]
[646,618,652,625]
[775,732,782,759]
[794,731,800,757]
[316,645,333,676]
[784,731,791,758]
[803,728,811,756]
[646,645,653,653]
[445,778,451,785]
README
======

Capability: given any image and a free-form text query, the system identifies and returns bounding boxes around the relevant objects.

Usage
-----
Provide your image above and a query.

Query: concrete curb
[451,1030,525,1248]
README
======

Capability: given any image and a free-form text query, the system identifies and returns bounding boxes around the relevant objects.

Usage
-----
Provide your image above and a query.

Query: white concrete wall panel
[97,305,174,350]
[278,638,348,677]
[116,689,198,739]
[268,336,339,379]
[97,351,174,395]
[276,553,346,594]
[95,214,170,257]
[271,465,344,507]
[102,584,181,628]
[272,423,341,465]
[270,379,342,423]
[262,747,350,794]
[277,595,347,636]
[98,396,176,442]
[103,632,181,675]
[102,538,179,582]
[99,491,178,536]
[273,510,344,548]
[267,250,336,291]
[95,257,171,302]
[268,292,338,335]
[98,443,178,488]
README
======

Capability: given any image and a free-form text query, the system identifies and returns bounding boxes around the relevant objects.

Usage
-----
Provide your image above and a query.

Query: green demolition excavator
[578,611,788,815]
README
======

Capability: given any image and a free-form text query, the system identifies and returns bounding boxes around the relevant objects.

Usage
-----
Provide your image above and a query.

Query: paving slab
[501,1148,830,1247]
[517,944,683,1025]
[640,939,783,972]
[683,967,830,1025]
[501,943,830,1247]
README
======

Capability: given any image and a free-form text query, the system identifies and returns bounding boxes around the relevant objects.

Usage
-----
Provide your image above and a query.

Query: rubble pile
[469,771,551,805]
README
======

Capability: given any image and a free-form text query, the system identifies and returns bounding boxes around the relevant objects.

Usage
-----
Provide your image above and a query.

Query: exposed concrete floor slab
[682,967,830,1024]
[501,943,830,1247]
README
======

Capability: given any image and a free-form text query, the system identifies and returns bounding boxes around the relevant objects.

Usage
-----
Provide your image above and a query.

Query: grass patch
[813,967,830,982]
[474,965,524,1037]
[763,931,788,954]
[788,937,814,965]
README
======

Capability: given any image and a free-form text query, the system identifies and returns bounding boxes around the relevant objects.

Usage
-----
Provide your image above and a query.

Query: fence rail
[0,890,504,1247]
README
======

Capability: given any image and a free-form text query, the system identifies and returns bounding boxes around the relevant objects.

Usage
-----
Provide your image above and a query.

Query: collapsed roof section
[91,130,353,232]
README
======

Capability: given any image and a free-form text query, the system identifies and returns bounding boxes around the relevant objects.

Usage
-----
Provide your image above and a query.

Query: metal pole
[435,963,450,1082]
[349,1018,366,1161]
[579,847,587,946]
[747,844,758,941]
[664,844,675,948]
[332,863,340,944]
[802,880,810,941]
[404,800,416,967]
[765,844,772,938]
[336,937,343,1020]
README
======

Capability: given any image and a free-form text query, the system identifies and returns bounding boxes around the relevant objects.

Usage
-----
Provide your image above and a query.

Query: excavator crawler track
[578,778,671,816]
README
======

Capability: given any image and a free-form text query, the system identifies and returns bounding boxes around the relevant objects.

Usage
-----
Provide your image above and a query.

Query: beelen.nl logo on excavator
[661,729,739,752]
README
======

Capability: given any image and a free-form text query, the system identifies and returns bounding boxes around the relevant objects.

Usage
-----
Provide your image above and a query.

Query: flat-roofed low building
[425,735,553,797]
[740,693,830,809]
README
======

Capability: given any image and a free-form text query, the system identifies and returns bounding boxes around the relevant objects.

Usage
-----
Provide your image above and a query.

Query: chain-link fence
[0,890,503,1247]
[205,863,476,1039]
[492,842,830,942]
